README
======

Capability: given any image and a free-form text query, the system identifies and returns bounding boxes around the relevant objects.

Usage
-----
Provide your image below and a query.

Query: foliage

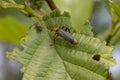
[7,10,115,80]
[0,0,119,80]
[53,0,93,32]
[0,16,28,44]
[105,0,120,45]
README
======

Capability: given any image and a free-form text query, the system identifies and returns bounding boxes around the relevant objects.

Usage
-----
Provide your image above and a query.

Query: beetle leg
[53,33,58,43]
[68,28,71,33]
[62,26,71,33]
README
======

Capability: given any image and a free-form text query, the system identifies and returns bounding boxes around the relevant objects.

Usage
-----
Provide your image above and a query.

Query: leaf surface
[7,10,115,80]
[0,16,28,44]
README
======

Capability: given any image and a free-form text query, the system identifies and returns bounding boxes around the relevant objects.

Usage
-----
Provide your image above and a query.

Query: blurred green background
[0,0,120,80]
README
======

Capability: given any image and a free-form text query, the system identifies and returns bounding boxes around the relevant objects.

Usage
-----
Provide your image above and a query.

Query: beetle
[36,22,43,31]
[52,26,77,45]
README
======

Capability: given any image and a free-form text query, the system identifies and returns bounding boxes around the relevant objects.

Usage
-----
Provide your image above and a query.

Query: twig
[25,6,41,18]
[46,0,57,10]
[39,8,47,15]
[0,1,24,9]
[0,1,41,19]
[22,0,41,18]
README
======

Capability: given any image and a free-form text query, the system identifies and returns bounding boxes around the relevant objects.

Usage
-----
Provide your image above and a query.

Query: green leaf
[7,11,115,80]
[0,16,28,44]
[30,0,45,9]
[110,0,120,19]
[79,21,93,37]
[43,9,72,30]
[108,0,120,45]
[109,23,120,45]
[53,0,93,32]
[8,26,69,80]
[7,26,115,80]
